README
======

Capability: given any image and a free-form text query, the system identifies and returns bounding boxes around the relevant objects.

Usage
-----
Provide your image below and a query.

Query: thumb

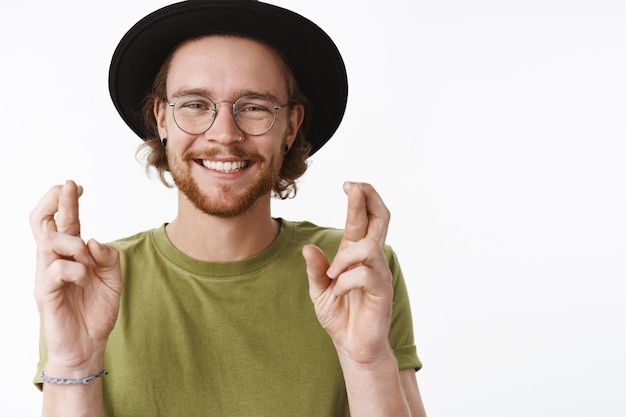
[302,244,331,301]
[87,239,122,287]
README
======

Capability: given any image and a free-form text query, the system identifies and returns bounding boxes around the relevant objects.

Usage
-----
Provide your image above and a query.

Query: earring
[238,135,243,142]
[284,144,290,154]
[162,138,168,148]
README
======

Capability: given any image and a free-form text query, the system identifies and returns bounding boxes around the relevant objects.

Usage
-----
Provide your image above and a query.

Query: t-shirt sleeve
[386,246,423,371]
[33,326,47,391]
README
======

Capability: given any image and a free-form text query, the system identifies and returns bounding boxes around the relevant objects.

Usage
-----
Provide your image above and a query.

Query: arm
[401,369,428,417]
[302,182,426,416]
[30,180,122,417]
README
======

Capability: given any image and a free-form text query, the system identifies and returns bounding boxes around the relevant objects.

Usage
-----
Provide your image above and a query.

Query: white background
[1,0,625,415]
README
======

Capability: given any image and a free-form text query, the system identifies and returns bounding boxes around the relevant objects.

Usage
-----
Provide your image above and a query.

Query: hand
[302,182,394,365]
[30,180,122,374]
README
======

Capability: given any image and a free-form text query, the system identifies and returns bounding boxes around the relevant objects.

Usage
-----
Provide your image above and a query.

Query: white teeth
[201,160,248,173]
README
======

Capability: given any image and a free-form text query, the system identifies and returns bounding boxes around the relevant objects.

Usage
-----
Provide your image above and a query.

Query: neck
[165,191,280,262]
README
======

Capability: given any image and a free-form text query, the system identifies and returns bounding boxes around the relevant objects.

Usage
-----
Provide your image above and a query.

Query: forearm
[41,360,105,417]
[339,349,411,417]
[42,383,104,417]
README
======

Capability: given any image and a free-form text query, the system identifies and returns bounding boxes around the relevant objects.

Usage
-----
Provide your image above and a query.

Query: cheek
[269,120,291,147]
[267,135,288,157]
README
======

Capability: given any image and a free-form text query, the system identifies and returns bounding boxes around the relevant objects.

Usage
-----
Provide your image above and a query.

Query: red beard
[168,146,282,218]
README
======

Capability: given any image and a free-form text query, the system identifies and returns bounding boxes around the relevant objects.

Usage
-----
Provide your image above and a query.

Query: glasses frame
[166,94,292,136]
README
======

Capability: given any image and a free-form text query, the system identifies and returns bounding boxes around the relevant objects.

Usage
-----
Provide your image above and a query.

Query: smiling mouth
[200,159,250,173]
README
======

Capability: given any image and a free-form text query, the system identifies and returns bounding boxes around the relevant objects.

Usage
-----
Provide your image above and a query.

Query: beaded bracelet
[40,369,108,385]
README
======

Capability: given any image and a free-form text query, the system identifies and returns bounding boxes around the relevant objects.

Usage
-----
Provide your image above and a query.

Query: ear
[285,103,305,149]
[154,99,168,139]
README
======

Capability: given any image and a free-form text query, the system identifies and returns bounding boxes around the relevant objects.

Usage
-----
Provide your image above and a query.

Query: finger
[37,259,91,300]
[56,180,83,236]
[355,182,390,248]
[302,244,332,301]
[35,233,92,287]
[30,185,64,238]
[327,238,387,280]
[330,264,393,299]
[341,181,368,248]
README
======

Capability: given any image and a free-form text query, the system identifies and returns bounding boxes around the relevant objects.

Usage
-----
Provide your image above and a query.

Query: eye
[179,99,211,110]
[174,96,215,119]
[185,102,207,109]
[236,97,273,114]
[239,103,270,113]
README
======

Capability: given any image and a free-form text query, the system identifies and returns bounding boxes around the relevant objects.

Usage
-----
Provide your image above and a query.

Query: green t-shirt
[36,220,421,416]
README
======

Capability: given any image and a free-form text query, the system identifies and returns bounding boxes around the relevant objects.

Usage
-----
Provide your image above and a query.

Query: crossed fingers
[327,182,391,282]
[30,181,90,291]
[339,181,390,251]
[30,180,83,239]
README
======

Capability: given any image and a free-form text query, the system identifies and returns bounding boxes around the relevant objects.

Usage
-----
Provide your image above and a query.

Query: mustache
[183,147,265,162]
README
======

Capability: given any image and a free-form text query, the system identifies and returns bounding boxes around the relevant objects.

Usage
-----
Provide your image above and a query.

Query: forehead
[166,35,290,99]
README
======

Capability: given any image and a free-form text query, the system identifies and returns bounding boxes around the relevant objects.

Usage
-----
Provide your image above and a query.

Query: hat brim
[108,0,348,156]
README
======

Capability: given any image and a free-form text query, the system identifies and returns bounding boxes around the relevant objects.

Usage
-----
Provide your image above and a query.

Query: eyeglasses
[166,94,292,136]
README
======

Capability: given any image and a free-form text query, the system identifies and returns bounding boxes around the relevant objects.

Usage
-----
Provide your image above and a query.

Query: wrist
[332,337,397,367]
[41,365,106,417]
[44,355,105,380]
[337,346,398,375]
[338,349,410,417]
[41,369,108,385]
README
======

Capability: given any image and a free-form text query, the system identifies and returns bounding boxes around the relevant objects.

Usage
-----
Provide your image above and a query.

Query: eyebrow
[170,88,281,103]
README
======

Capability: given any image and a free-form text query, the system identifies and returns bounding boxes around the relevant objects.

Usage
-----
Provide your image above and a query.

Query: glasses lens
[234,96,277,136]
[173,95,215,135]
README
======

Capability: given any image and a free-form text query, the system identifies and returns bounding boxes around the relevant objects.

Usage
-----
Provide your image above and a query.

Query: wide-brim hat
[109,0,348,156]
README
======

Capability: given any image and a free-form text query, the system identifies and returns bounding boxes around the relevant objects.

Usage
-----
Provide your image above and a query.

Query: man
[30,1,426,416]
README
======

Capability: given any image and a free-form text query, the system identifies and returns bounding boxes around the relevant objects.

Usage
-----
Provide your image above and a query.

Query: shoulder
[107,225,163,256]
[283,219,343,250]
[284,219,399,261]
[283,220,400,272]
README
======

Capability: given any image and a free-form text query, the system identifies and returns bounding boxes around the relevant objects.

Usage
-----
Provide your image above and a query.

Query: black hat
[108,0,348,156]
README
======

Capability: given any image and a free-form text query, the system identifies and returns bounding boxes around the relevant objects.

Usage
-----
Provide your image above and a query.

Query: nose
[203,101,243,144]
